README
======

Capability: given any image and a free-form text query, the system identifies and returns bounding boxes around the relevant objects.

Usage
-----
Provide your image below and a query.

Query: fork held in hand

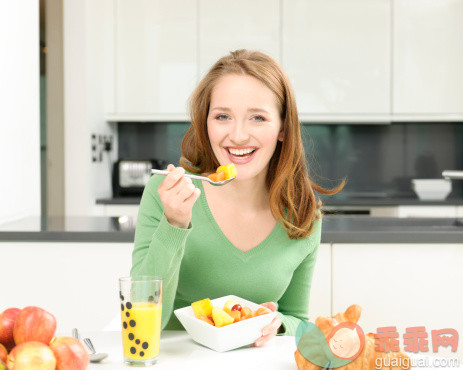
[151,169,235,186]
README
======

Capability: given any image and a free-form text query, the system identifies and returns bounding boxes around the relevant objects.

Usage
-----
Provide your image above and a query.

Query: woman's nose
[229,121,249,144]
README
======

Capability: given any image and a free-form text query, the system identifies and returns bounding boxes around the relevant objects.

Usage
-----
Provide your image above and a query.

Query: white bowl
[411,179,452,200]
[174,295,277,352]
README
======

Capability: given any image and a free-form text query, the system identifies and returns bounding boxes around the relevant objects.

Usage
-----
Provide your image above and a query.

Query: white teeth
[228,148,255,156]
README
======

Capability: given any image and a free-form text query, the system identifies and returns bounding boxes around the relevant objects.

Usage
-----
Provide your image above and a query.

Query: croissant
[295,304,410,370]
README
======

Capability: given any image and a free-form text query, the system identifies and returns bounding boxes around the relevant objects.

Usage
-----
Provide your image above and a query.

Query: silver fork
[151,169,235,186]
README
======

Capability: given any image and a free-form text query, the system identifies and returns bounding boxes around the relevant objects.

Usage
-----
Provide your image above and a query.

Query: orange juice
[121,302,162,361]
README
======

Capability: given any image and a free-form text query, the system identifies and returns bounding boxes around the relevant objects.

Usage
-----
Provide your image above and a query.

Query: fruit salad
[207,163,237,183]
[191,298,270,327]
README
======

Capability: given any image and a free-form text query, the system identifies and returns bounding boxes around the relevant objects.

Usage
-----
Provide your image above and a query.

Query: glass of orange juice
[119,276,162,366]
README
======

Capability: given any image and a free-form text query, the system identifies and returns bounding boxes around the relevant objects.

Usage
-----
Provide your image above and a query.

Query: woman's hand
[158,164,201,229]
[254,302,282,347]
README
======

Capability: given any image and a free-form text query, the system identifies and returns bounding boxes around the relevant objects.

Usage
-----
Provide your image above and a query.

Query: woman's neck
[204,171,270,210]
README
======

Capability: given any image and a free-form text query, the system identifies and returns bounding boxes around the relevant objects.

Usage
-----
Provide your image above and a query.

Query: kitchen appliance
[112,159,167,197]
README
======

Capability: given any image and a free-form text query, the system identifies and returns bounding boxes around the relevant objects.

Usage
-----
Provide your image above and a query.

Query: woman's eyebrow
[248,108,270,114]
[210,106,231,112]
[210,106,270,114]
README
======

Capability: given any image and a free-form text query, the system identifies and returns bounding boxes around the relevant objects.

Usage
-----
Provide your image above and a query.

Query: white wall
[63,0,117,216]
[0,2,41,223]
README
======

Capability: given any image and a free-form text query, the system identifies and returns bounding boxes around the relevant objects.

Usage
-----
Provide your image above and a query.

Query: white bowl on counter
[174,295,276,352]
[411,179,452,200]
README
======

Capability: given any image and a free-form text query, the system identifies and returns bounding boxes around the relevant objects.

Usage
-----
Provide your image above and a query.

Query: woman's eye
[215,114,229,121]
[252,115,266,122]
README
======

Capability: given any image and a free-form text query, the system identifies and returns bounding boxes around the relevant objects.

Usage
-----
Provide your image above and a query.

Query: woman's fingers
[260,302,277,312]
[253,302,281,347]
[254,316,282,347]
[176,181,196,202]
[157,165,201,229]
[159,166,185,191]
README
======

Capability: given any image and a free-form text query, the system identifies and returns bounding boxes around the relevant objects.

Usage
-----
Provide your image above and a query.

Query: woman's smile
[225,146,258,164]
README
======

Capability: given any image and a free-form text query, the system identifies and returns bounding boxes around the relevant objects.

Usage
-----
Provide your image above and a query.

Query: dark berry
[130,347,136,354]
[128,333,134,340]
[129,320,136,327]
[142,342,148,349]
[126,302,132,309]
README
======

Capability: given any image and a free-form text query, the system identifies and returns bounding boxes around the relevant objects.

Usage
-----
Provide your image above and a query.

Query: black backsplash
[118,122,463,199]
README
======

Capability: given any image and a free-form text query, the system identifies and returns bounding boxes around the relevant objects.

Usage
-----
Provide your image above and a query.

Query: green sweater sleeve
[275,219,321,336]
[130,175,192,330]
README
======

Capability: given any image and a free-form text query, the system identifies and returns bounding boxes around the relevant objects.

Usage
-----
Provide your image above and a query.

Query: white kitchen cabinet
[397,205,457,218]
[0,242,134,333]
[458,207,463,218]
[393,0,463,116]
[282,0,390,118]
[332,243,463,361]
[93,204,140,217]
[308,243,331,321]
[112,0,197,118]
[198,0,280,77]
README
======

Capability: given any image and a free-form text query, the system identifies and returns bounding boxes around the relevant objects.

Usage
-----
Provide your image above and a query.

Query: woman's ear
[278,130,284,142]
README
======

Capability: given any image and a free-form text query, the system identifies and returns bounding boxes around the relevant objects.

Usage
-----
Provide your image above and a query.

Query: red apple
[50,336,89,370]
[13,307,56,346]
[0,308,20,351]
[7,341,56,370]
[0,344,7,363]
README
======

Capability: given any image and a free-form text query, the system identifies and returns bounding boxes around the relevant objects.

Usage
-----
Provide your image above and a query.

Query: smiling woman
[131,49,344,348]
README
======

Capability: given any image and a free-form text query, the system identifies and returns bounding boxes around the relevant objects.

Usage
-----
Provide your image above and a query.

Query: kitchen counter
[81,330,297,370]
[78,330,462,369]
[96,196,463,206]
[1,216,463,243]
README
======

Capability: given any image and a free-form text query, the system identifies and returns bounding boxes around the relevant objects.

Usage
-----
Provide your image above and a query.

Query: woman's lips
[225,148,258,164]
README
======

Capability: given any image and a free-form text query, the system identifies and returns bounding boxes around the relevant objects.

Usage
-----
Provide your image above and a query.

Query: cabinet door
[115,0,197,115]
[199,0,280,76]
[393,0,463,114]
[282,0,390,115]
[332,243,463,360]
[309,243,331,321]
[0,242,134,332]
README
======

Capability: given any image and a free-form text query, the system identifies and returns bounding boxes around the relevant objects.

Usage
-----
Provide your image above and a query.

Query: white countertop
[82,330,297,370]
[80,331,463,370]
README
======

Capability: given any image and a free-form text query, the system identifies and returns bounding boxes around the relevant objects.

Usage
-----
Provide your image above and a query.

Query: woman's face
[207,74,283,181]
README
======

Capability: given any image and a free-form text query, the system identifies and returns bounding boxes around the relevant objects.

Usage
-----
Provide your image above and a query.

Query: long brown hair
[180,49,344,239]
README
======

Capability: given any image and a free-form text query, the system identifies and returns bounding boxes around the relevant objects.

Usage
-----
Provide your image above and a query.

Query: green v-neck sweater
[131,172,321,336]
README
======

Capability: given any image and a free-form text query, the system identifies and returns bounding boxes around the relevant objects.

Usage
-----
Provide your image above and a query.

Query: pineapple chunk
[191,298,213,317]
[212,307,234,327]
[217,163,237,180]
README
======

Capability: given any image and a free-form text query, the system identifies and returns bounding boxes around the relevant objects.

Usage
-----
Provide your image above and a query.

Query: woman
[131,49,343,347]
